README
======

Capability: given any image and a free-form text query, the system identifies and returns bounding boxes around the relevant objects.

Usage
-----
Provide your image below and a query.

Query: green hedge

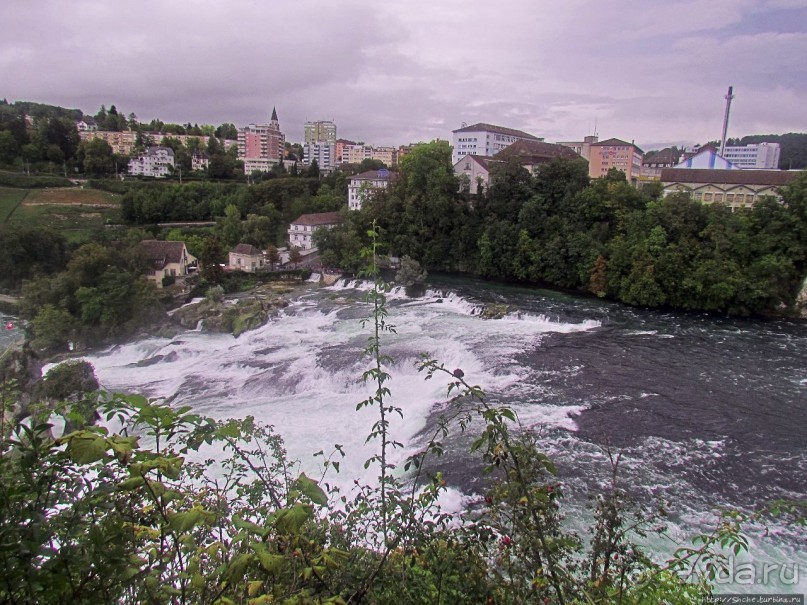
[0,171,74,188]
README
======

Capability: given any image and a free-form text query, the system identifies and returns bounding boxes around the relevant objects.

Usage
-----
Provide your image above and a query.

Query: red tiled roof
[494,139,581,163]
[138,240,188,268]
[232,243,262,256]
[592,138,644,154]
[454,154,497,170]
[660,168,799,186]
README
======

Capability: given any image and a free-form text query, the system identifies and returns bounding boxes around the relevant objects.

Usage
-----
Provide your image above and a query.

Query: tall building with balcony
[237,108,285,172]
[304,120,337,145]
[303,120,337,172]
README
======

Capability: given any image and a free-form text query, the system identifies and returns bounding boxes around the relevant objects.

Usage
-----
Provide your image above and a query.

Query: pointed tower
[270,107,279,131]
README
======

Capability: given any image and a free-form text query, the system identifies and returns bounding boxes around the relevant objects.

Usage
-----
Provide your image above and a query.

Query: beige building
[557,135,599,161]
[79,130,137,155]
[229,244,265,272]
[588,138,644,183]
[659,168,799,210]
[138,240,196,288]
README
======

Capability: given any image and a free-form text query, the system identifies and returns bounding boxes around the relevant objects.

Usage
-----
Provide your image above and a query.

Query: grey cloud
[1,0,804,149]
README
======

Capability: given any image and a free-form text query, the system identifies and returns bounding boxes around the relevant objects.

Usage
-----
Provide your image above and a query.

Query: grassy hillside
[0,188,28,222]
[4,186,122,243]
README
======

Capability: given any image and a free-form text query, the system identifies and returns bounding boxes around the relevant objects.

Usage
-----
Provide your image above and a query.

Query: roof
[290,211,343,227]
[145,146,174,157]
[232,243,262,256]
[592,138,644,154]
[675,150,738,170]
[351,169,394,181]
[271,107,278,121]
[660,168,799,186]
[138,240,188,269]
[454,154,495,170]
[452,122,540,141]
[494,139,581,163]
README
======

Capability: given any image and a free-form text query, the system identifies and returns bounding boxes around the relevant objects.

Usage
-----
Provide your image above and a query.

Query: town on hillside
[1,95,806,323]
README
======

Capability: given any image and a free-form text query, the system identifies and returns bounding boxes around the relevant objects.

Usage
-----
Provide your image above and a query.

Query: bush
[205,284,224,303]
[42,360,99,401]
[0,171,74,188]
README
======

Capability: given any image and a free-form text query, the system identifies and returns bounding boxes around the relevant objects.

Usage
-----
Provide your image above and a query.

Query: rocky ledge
[171,285,291,337]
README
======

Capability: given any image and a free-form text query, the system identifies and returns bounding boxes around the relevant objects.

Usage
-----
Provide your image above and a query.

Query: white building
[191,153,209,171]
[722,143,781,169]
[128,146,175,178]
[348,169,393,210]
[287,211,342,251]
[453,155,493,195]
[451,122,542,165]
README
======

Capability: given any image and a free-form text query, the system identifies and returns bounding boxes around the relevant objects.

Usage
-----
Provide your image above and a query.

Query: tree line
[316,141,807,316]
[0,100,244,178]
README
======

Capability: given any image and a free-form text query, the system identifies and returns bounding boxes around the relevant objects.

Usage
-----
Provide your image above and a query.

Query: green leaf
[66,432,109,464]
[234,515,269,538]
[221,553,254,584]
[117,476,147,491]
[296,472,328,506]
[253,543,284,574]
[168,508,202,533]
[275,503,313,535]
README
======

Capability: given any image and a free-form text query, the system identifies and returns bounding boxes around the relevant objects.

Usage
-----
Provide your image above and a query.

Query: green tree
[308,158,320,179]
[77,138,115,176]
[199,236,225,282]
[217,203,244,248]
[242,213,274,248]
[31,304,77,351]
[288,246,303,267]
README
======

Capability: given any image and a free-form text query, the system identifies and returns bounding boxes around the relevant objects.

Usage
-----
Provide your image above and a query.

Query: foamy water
[52,280,805,595]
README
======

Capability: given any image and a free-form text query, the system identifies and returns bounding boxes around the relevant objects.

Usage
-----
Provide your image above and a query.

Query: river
[41,277,807,594]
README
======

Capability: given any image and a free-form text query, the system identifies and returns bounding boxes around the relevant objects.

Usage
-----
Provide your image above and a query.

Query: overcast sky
[2,0,805,151]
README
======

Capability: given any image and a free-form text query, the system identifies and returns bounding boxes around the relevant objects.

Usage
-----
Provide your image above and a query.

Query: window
[704,193,713,201]
[714,193,723,202]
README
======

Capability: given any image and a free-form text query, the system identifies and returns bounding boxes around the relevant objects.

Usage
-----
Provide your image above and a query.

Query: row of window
[697,192,757,203]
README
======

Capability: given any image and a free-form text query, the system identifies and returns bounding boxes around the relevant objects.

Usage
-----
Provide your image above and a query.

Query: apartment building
[451,122,542,165]
[127,146,175,177]
[588,138,644,183]
[237,108,285,171]
[722,142,781,169]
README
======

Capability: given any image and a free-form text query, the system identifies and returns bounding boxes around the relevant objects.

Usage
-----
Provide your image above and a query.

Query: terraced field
[3,187,122,243]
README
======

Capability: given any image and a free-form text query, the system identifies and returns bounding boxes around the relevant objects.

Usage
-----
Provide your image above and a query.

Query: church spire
[271,106,278,122]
